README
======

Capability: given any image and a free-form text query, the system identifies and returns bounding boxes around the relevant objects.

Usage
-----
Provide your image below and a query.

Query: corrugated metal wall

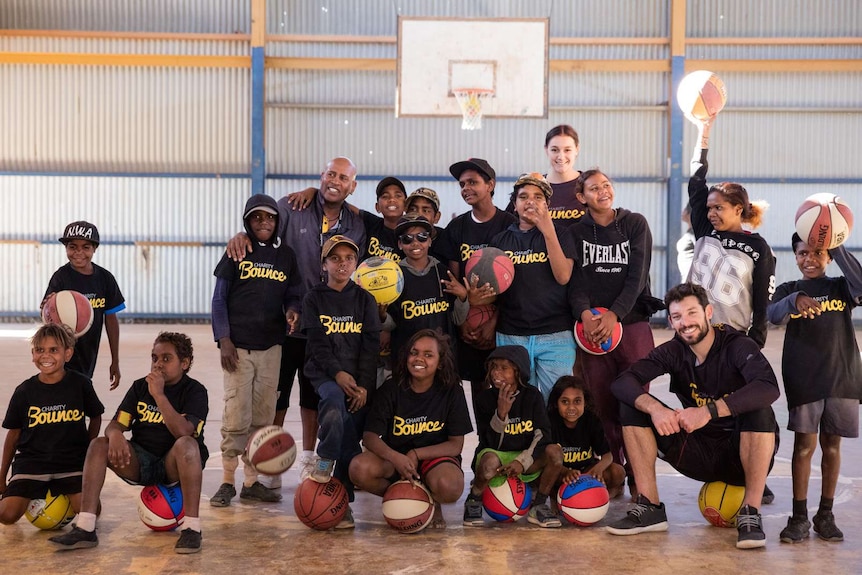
[1,0,860,319]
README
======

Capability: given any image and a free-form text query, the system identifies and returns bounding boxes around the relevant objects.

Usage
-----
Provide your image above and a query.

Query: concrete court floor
[0,322,861,575]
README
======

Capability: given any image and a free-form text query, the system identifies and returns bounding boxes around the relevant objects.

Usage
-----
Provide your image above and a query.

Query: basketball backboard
[396,17,549,120]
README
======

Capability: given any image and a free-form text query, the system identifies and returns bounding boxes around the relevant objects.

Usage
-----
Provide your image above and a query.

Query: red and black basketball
[465,248,515,294]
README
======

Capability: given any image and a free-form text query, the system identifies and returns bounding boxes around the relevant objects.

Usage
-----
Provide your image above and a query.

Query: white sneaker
[259,474,282,490]
[298,454,314,482]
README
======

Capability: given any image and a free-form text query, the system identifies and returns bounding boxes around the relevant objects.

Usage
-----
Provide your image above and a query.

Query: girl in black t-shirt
[544,376,625,500]
[349,329,473,529]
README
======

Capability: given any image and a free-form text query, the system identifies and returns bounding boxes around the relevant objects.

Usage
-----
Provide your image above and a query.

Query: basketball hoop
[453,88,494,131]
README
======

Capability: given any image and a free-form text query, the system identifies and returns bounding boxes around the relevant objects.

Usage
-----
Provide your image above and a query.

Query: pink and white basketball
[557,475,610,526]
[41,290,93,338]
[677,70,727,121]
[795,193,853,250]
[246,425,296,475]
[382,480,435,534]
[574,307,623,356]
[138,483,184,531]
[482,476,532,522]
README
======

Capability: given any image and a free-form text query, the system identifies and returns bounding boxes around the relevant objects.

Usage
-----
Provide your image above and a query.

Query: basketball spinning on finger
[677,70,727,122]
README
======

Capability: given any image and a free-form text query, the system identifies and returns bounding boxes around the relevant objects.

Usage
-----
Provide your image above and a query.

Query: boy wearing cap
[384,214,468,363]
[302,235,380,528]
[44,221,126,389]
[210,194,301,507]
[490,173,577,400]
[405,187,448,266]
[438,159,517,412]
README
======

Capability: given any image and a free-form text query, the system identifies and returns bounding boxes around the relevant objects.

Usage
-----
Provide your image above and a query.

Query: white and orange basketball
[795,193,853,250]
[41,290,93,338]
[246,425,296,476]
[381,480,435,534]
[677,70,727,122]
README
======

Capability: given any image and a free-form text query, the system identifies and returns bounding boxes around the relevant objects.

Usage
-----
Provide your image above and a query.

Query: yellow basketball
[352,256,404,305]
[25,490,76,530]
[698,481,745,528]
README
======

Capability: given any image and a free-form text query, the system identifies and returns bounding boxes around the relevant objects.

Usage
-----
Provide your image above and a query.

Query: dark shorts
[3,473,82,499]
[278,336,318,411]
[620,400,779,486]
[123,442,170,486]
[386,455,463,484]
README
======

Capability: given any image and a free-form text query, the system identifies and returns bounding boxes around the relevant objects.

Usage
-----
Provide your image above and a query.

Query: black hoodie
[474,345,551,470]
[569,207,659,325]
[212,194,300,349]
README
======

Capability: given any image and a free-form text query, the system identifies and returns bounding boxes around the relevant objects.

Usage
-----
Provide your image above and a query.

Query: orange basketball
[795,193,853,250]
[677,70,727,121]
[246,426,296,476]
[293,478,349,530]
[463,304,497,332]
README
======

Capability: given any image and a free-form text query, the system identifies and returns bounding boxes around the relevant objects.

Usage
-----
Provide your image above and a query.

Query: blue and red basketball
[557,475,610,526]
[138,483,184,531]
[482,476,532,522]
[465,247,515,294]
[574,307,623,356]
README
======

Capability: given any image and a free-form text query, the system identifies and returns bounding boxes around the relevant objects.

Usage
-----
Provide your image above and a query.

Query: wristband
[706,401,719,420]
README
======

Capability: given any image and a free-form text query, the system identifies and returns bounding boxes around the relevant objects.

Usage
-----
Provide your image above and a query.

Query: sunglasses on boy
[398,231,431,245]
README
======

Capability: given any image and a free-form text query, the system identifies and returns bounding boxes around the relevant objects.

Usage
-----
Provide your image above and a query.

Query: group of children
[1,117,860,553]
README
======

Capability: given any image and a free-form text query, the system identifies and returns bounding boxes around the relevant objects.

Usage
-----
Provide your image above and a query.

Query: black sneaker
[736,504,766,549]
[175,529,202,554]
[48,526,99,550]
[761,484,775,505]
[779,515,810,543]
[210,483,236,507]
[813,511,844,542]
[463,494,484,527]
[240,481,282,502]
[606,495,668,535]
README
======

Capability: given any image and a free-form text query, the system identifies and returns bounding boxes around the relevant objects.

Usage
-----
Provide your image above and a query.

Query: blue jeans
[496,330,576,401]
[315,380,366,502]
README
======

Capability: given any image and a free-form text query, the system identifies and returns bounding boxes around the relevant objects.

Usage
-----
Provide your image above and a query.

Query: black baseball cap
[59,221,100,246]
[449,158,496,181]
[375,176,406,198]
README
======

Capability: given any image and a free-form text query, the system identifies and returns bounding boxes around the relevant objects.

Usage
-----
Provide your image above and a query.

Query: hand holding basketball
[393,450,420,482]
[498,459,524,478]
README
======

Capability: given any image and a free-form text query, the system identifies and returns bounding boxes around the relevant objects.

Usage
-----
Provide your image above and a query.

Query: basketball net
[453,89,493,131]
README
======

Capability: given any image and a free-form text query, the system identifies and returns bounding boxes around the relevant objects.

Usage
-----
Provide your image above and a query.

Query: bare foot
[607,485,624,499]
[429,502,447,529]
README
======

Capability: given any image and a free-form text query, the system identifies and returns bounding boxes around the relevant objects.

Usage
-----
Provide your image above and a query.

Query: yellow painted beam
[265,57,396,71]
[670,0,687,57]
[0,30,249,42]
[688,59,862,72]
[251,0,266,48]
[0,52,249,68]
[550,60,670,73]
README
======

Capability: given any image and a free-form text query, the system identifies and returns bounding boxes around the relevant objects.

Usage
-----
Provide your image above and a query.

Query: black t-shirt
[506,178,587,228]
[44,263,125,378]
[362,211,401,263]
[3,371,104,474]
[475,384,551,455]
[213,242,300,349]
[438,209,518,278]
[387,262,457,362]
[115,374,209,461]
[491,223,576,335]
[550,411,610,471]
[365,378,473,454]
[772,274,862,407]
